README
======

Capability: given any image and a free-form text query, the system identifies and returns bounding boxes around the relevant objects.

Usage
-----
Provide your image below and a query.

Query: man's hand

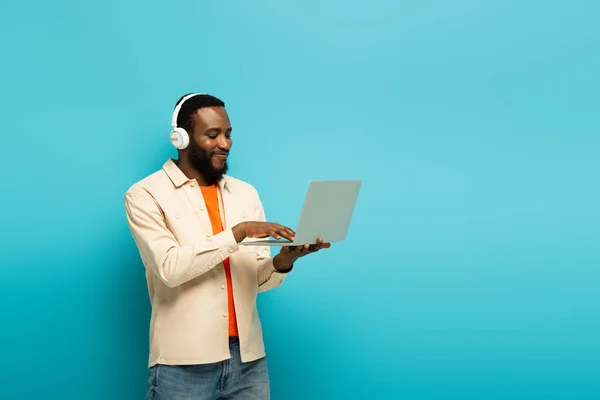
[232,221,296,243]
[273,237,331,272]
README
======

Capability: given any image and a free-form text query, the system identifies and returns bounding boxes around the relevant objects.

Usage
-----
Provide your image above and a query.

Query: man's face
[187,106,232,183]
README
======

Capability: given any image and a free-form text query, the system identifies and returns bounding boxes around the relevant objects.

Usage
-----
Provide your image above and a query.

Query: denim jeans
[147,337,270,400]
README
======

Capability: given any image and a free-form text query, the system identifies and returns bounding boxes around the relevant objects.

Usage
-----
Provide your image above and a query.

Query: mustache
[213,151,229,156]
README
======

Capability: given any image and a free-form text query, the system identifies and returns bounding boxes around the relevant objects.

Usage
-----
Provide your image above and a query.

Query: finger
[277,227,295,242]
[284,227,296,241]
[272,227,288,240]
[306,238,322,252]
[314,237,324,251]
[311,240,330,253]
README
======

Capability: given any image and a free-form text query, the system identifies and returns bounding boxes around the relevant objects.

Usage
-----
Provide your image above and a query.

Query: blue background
[1,1,599,399]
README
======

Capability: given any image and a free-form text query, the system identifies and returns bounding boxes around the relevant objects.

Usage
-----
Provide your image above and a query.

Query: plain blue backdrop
[1,1,599,399]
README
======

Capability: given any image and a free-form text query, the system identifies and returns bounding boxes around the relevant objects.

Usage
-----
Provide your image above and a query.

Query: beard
[187,138,228,185]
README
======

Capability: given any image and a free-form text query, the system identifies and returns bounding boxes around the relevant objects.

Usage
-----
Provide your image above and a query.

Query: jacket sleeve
[124,188,239,288]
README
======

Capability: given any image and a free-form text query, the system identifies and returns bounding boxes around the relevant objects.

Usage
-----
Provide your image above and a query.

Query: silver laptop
[240,180,362,246]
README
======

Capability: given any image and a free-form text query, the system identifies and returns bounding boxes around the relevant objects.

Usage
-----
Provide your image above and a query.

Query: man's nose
[217,136,231,149]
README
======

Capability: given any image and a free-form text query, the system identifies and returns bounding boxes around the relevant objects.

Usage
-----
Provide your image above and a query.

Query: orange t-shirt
[200,184,238,337]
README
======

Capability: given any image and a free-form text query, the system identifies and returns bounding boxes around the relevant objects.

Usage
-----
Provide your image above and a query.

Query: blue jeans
[147,337,270,400]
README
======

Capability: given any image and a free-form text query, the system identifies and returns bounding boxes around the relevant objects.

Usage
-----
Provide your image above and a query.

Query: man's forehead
[194,106,228,119]
[193,106,230,125]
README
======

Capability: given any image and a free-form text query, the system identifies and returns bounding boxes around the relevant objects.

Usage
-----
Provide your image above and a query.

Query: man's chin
[190,161,227,182]
[212,161,228,175]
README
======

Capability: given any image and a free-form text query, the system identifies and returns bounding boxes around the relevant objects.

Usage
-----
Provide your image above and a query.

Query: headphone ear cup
[170,128,190,150]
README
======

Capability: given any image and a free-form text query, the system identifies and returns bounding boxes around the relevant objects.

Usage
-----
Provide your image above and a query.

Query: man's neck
[175,158,215,186]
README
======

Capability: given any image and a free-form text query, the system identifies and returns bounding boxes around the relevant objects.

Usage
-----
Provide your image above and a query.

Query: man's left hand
[273,237,330,272]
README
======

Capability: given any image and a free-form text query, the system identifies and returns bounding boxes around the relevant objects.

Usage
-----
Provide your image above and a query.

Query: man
[124,93,328,399]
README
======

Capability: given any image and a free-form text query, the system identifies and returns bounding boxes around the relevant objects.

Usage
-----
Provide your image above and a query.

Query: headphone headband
[171,92,207,128]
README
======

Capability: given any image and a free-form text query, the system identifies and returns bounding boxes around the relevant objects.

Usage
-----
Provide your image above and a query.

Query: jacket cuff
[212,228,240,258]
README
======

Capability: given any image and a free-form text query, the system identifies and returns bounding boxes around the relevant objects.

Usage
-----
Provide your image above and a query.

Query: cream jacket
[124,159,290,367]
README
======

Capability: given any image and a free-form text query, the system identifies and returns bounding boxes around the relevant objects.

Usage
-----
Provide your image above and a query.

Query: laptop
[240,180,362,246]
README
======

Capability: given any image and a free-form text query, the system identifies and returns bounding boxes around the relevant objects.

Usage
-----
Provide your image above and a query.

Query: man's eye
[208,135,217,139]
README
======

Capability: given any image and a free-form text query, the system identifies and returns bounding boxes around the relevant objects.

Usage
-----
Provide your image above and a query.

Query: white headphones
[169,92,207,150]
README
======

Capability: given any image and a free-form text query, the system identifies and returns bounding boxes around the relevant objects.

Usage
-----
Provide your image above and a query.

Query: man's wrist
[273,253,294,273]
[232,222,248,243]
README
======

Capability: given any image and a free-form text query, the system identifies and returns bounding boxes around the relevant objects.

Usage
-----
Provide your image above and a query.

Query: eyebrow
[204,127,232,133]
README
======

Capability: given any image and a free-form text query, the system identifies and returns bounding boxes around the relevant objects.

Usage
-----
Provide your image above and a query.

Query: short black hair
[174,93,225,132]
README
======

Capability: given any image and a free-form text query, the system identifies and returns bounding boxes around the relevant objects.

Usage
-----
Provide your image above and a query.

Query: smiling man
[124,93,329,400]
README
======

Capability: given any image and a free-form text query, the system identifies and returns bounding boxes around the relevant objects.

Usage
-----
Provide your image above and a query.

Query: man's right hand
[232,222,295,243]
